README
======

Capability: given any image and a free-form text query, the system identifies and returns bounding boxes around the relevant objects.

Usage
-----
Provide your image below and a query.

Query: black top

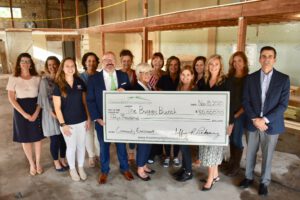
[198,78,232,122]
[227,76,245,123]
[53,77,87,125]
[157,75,179,91]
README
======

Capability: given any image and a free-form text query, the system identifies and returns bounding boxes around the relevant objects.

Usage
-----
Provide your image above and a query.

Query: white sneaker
[78,167,87,180]
[147,159,154,164]
[69,169,80,181]
[163,158,170,168]
[173,158,181,167]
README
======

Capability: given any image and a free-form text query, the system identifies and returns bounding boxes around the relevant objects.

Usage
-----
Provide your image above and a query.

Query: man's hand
[96,118,105,126]
[252,118,268,132]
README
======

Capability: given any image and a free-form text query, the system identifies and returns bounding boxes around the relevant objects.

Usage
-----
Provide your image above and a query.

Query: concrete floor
[0,75,299,200]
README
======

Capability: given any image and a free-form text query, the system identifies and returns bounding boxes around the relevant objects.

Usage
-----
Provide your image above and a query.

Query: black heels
[136,172,151,181]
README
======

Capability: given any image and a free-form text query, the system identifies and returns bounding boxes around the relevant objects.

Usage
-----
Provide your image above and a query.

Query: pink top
[6,76,41,98]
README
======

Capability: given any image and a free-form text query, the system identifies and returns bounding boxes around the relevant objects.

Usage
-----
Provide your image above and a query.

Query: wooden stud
[142,27,148,62]
[237,17,247,52]
[75,0,80,29]
[207,27,217,57]
[9,0,14,28]
[101,32,105,57]
[143,0,148,18]
[60,0,64,29]
[100,0,104,25]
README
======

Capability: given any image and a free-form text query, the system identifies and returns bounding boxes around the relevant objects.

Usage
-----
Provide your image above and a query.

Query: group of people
[6,45,290,196]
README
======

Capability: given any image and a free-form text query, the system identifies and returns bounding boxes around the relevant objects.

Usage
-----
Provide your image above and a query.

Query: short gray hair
[135,63,152,79]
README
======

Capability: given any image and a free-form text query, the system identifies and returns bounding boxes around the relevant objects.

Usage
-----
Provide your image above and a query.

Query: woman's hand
[227,124,234,136]
[22,112,31,120]
[117,88,125,92]
[62,125,72,136]
[96,119,105,126]
[85,118,91,131]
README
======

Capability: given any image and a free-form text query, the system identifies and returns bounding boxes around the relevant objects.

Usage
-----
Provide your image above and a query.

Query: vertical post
[142,27,148,62]
[100,0,104,25]
[207,27,217,56]
[237,17,247,52]
[9,0,14,28]
[75,0,80,29]
[60,0,64,29]
[143,0,148,17]
[124,0,127,21]
[101,32,105,57]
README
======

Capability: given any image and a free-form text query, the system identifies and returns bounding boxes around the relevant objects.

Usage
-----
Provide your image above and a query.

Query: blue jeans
[230,113,246,150]
[95,123,129,174]
[136,144,151,167]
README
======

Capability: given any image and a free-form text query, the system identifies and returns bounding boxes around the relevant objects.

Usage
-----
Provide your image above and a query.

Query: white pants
[85,121,100,158]
[61,121,86,170]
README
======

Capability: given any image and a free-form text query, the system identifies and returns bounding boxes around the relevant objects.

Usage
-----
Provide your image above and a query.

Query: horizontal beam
[80,0,300,34]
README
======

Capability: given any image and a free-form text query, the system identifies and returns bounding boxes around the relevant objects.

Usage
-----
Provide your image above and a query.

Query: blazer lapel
[254,70,261,96]
[99,71,106,90]
[116,70,122,88]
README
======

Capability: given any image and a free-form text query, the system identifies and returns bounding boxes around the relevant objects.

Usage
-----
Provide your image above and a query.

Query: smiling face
[20,57,31,73]
[233,55,245,75]
[169,59,179,75]
[152,57,163,71]
[47,59,59,75]
[121,55,133,71]
[85,55,98,72]
[63,59,76,77]
[102,53,116,73]
[208,58,221,76]
[259,50,276,71]
[195,60,205,75]
[180,69,194,86]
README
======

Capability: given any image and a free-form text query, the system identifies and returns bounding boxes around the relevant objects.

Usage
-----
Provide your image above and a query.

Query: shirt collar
[138,80,150,91]
[103,69,116,79]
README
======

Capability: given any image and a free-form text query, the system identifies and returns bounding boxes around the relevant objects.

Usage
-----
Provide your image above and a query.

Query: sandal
[30,165,36,176]
[36,165,43,175]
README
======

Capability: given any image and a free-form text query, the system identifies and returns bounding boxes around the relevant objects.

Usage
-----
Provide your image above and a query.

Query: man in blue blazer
[239,46,290,196]
[87,51,134,184]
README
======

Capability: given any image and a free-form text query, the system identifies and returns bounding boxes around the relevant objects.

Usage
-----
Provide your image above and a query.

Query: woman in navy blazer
[134,63,156,181]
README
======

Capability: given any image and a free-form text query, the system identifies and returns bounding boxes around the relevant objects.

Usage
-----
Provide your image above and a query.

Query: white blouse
[6,75,41,98]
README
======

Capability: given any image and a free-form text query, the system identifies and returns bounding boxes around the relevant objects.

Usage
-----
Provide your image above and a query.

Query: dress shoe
[176,171,193,182]
[70,169,80,182]
[29,165,36,176]
[145,169,156,174]
[55,167,66,172]
[122,171,134,181]
[78,167,87,180]
[136,172,151,181]
[98,173,108,184]
[36,166,43,175]
[258,183,268,196]
[172,168,185,178]
[239,178,254,188]
[202,182,214,191]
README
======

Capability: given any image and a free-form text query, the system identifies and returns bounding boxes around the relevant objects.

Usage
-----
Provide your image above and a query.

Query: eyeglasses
[20,60,31,64]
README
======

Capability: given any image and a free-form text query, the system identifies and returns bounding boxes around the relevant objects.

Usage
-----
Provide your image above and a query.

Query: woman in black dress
[6,53,44,176]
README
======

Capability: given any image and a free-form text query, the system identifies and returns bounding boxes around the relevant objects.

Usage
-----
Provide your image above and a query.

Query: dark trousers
[50,134,66,160]
[136,144,152,167]
[95,123,129,174]
[164,145,180,157]
[148,144,163,160]
[181,145,192,173]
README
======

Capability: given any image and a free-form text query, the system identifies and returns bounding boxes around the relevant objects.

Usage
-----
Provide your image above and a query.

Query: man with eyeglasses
[86,51,134,184]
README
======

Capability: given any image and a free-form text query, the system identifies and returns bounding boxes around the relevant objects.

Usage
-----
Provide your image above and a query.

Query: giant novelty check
[103,91,230,146]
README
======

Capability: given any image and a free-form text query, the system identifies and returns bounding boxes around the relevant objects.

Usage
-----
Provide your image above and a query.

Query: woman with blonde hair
[53,57,91,181]
[198,54,230,191]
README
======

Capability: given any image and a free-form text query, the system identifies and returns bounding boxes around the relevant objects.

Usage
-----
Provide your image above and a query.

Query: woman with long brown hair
[37,56,68,172]
[6,53,44,176]
[225,51,249,176]
[53,57,91,181]
[173,65,195,182]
